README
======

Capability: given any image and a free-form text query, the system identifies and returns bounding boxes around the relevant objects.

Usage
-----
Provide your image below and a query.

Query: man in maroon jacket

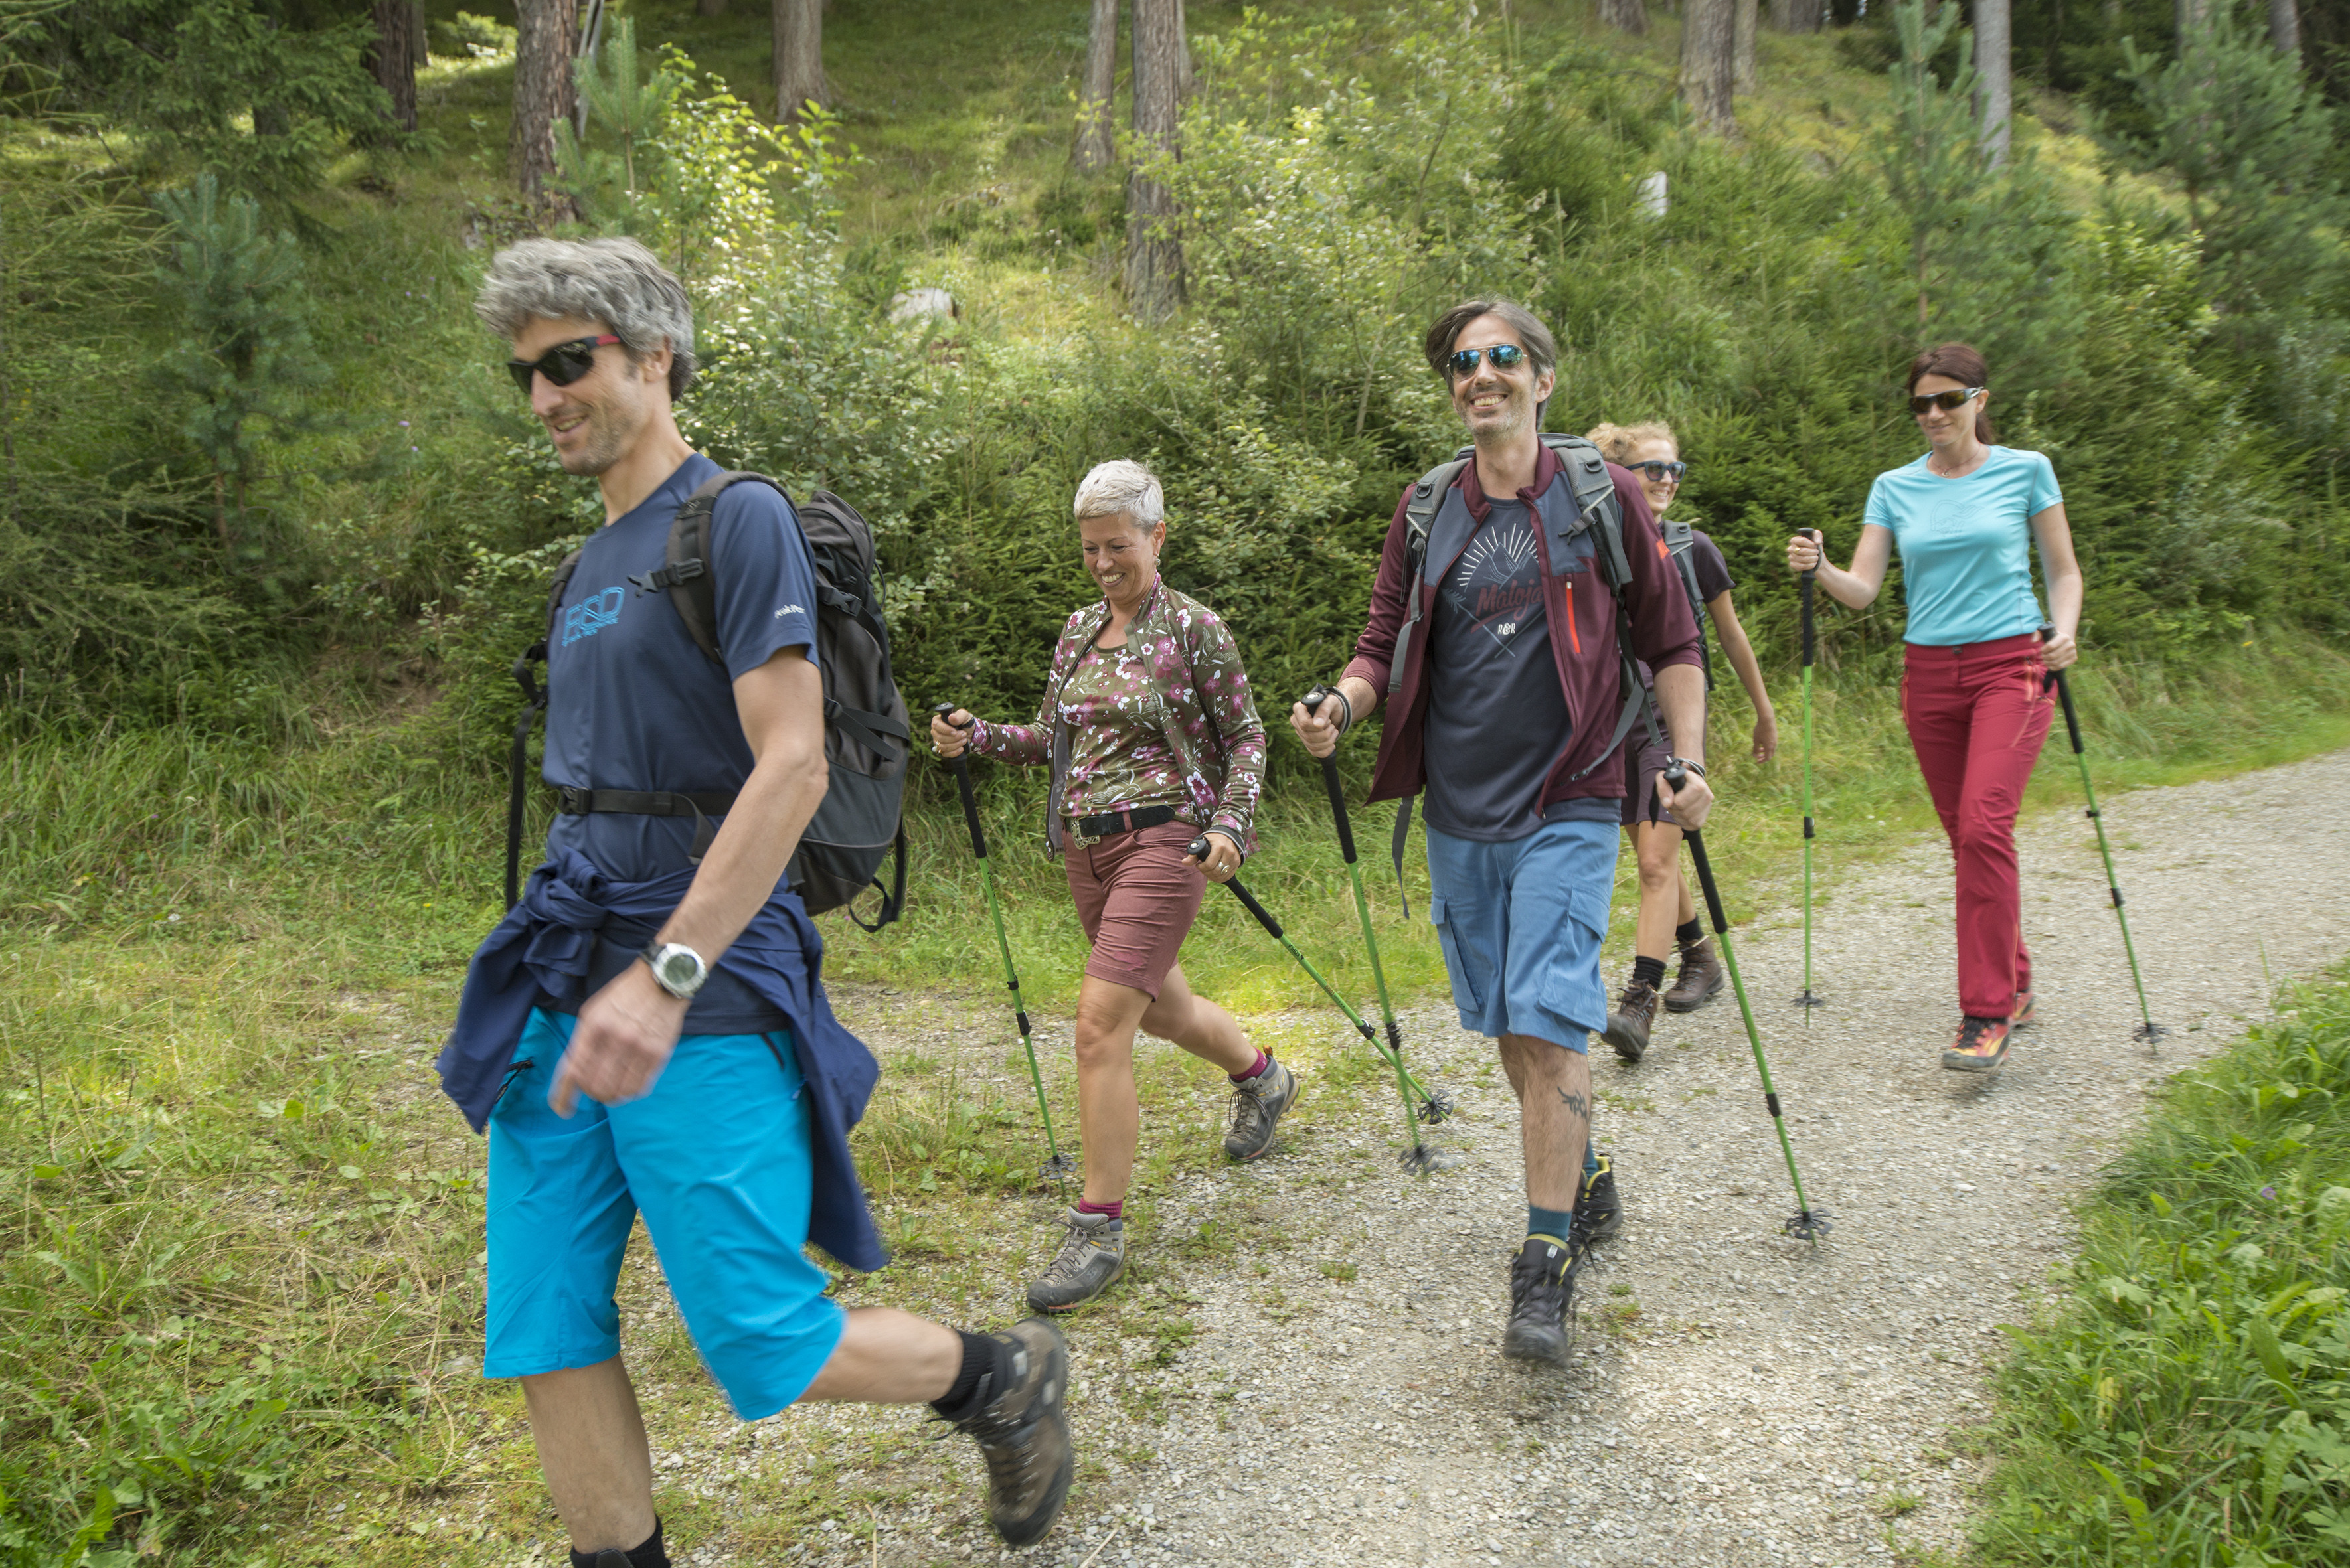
[1290,299,1712,1364]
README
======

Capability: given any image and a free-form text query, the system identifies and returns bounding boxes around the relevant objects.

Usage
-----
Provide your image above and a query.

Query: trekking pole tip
[2134,1021,2167,1048]
[1417,1091,1456,1125]
[1782,1208,1833,1242]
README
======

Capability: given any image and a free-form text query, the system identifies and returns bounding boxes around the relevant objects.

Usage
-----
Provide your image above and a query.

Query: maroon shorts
[1064,819,1205,1000]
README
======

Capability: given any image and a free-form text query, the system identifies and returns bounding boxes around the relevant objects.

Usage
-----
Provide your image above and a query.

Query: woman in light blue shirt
[1785,343,2084,1075]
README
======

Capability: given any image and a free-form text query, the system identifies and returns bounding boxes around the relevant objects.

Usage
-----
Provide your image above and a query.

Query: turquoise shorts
[1424,816,1618,1052]
[483,1008,845,1419]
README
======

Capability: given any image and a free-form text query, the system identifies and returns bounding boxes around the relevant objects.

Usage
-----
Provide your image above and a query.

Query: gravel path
[616,749,2350,1568]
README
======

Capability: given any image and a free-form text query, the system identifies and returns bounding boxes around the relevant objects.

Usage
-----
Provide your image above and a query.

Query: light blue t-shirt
[1863,446,2063,647]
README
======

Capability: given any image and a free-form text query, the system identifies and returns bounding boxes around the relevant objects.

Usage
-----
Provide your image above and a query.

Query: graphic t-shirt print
[1442,514,1546,652]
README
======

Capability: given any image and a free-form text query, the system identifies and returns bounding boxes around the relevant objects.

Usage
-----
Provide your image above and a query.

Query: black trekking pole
[1301,688,1454,1170]
[931,706,1074,1194]
[1796,529,1824,1012]
[1189,838,1443,1144]
[1665,761,1831,1243]
[2036,630,2163,1046]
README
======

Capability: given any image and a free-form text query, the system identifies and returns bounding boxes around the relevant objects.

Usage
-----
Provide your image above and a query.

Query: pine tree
[153,175,330,550]
[556,16,684,232]
[1883,0,1990,326]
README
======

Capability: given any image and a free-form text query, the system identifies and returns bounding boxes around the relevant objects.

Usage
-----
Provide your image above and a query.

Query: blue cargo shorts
[1424,816,1617,1052]
[483,1008,845,1420]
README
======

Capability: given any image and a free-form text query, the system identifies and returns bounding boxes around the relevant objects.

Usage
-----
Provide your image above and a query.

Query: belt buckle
[556,785,586,813]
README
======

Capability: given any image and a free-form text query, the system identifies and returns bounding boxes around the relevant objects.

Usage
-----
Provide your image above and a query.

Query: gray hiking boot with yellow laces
[1025,1208,1126,1313]
[1223,1056,1299,1161]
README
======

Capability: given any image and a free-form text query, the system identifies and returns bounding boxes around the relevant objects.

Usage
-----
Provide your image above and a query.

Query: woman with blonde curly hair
[1586,420,1779,1059]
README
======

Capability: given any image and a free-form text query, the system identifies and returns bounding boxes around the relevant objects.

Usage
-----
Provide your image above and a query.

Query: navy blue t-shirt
[541,453,822,1031]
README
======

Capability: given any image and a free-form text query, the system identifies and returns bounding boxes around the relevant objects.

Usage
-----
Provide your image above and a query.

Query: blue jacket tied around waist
[436,847,885,1273]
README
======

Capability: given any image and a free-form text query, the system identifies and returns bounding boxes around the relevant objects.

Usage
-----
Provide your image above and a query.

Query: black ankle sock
[930,1329,1007,1423]
[570,1520,667,1568]
[1631,955,1666,990]
[1675,918,1704,948]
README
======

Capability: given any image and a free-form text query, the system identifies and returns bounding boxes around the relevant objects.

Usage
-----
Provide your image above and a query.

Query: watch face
[654,947,701,991]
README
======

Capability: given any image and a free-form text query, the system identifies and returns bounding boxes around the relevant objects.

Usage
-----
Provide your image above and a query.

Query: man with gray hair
[1290,297,1711,1366]
[440,237,1073,1564]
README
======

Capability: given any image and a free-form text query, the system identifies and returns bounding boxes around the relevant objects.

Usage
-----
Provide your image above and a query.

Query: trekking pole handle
[2036,625,2086,755]
[1663,762,1730,934]
[931,703,989,860]
[1798,531,1819,669]
[1301,686,1359,865]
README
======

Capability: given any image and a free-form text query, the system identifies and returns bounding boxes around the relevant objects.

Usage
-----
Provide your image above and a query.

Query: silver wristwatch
[641,941,709,1000]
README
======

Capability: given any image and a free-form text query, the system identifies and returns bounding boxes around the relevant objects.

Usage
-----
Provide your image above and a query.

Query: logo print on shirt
[1443,520,1542,654]
[562,586,625,646]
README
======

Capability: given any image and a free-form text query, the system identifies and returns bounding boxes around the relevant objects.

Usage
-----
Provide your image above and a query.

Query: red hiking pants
[1900,633,2053,1019]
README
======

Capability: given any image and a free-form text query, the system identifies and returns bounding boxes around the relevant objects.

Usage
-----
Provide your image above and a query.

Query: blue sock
[1584,1142,1600,1178]
[1528,1205,1573,1242]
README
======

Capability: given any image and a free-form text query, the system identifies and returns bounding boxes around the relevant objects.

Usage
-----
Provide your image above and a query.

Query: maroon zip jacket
[1339,441,1703,811]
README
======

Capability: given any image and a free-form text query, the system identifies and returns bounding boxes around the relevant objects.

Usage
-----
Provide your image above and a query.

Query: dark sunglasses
[1908,386,1984,414]
[1446,343,1529,378]
[507,334,621,395]
[1626,459,1687,483]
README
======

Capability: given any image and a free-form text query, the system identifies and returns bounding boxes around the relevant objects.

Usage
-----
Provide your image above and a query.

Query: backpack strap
[1659,518,1715,692]
[628,470,790,666]
[508,548,583,909]
[1387,456,1471,700]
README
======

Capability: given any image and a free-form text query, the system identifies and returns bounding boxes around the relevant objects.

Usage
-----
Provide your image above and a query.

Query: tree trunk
[1771,0,1824,31]
[511,0,578,206]
[2270,0,2300,58]
[365,0,419,131]
[1124,0,1184,321]
[1734,0,1758,90]
[1680,0,1736,133]
[2176,0,2209,51]
[1976,0,2011,165]
[773,0,825,123]
[1601,0,1649,35]
[1075,0,1118,170]
[1174,0,1193,100]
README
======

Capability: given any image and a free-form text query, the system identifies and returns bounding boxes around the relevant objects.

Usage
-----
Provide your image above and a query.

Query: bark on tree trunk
[1076,0,1118,171]
[1601,0,1649,35]
[1125,0,1184,321]
[1734,0,1758,91]
[365,0,419,131]
[511,0,578,206]
[1174,0,1193,100]
[1977,0,2011,165]
[1771,0,1824,31]
[2270,0,2300,58]
[773,0,826,123]
[1681,0,1736,133]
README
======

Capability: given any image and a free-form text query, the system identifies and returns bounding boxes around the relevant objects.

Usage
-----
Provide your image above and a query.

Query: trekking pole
[931,705,1073,1194]
[1189,838,1442,1138]
[1665,761,1831,1243]
[2036,629,2163,1046]
[1796,529,1824,1012]
[1301,687,1454,1170]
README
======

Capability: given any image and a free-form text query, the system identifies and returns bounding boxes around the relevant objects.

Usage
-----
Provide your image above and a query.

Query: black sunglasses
[1908,386,1984,414]
[1446,343,1529,378]
[507,333,622,395]
[1626,459,1687,483]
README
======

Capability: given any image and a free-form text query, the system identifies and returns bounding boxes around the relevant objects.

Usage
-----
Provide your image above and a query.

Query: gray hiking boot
[950,1318,1075,1547]
[1025,1209,1126,1313]
[1222,1056,1299,1161]
[1502,1233,1580,1366]
[1663,937,1726,1013]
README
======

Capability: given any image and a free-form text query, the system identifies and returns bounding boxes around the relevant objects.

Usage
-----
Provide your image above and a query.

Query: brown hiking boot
[1663,938,1726,1014]
[1602,980,1658,1061]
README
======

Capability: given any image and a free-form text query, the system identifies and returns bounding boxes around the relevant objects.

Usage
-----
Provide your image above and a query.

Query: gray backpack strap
[1540,432,1632,591]
[628,469,789,666]
[1387,457,1471,700]
[1660,518,1715,691]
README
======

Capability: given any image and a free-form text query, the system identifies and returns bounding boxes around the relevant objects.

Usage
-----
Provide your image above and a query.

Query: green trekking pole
[1302,686,1453,1171]
[1190,840,1444,1127]
[1666,761,1831,1243]
[1796,528,1824,1012]
[2036,631,2163,1045]
[932,705,1074,1194]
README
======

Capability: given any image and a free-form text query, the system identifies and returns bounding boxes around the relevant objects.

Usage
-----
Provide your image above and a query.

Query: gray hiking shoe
[1222,1056,1298,1161]
[1025,1209,1126,1313]
[950,1318,1074,1547]
[1502,1233,1580,1365]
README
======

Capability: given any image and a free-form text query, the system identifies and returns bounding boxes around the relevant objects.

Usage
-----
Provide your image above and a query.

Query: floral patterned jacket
[967,577,1267,858]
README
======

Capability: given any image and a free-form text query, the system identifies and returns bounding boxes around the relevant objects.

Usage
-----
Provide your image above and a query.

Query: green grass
[1978,966,2350,1565]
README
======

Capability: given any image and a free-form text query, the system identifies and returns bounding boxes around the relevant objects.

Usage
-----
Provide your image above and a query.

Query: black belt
[552,785,738,817]
[1067,804,1177,844]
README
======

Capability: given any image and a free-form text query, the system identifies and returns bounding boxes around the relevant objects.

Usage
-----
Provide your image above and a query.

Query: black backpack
[1659,516,1714,691]
[506,470,911,930]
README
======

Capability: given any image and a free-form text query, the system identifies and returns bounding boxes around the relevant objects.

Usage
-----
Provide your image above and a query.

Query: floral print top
[966,577,1267,858]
